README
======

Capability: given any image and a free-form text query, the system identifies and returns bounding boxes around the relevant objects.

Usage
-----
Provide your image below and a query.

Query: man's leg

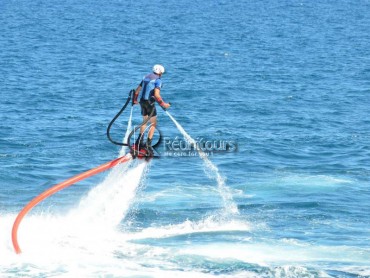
[148,116,157,140]
[140,115,148,135]
[146,116,157,152]
[135,115,148,147]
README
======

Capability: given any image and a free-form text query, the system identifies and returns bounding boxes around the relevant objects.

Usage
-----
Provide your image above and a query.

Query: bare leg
[148,116,157,140]
[140,115,149,135]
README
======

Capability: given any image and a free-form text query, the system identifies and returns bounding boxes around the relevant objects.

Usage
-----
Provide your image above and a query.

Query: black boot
[146,137,153,154]
[135,134,145,149]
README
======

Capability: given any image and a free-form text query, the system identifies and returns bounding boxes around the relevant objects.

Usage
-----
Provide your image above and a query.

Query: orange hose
[11,154,132,254]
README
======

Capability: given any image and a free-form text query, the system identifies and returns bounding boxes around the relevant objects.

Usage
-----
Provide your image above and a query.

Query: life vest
[139,73,162,101]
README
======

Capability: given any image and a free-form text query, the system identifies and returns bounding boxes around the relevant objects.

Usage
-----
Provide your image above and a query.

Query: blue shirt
[138,73,162,101]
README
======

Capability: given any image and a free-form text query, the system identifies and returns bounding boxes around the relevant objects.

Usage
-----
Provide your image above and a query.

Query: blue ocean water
[1,0,370,277]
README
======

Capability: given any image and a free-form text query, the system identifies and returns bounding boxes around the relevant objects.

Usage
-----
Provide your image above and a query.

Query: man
[133,64,170,152]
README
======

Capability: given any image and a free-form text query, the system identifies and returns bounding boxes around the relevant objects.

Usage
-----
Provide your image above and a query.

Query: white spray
[71,106,147,227]
[165,111,238,215]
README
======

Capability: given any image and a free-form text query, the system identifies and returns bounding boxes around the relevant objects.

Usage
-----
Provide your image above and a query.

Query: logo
[160,136,237,157]
[132,124,237,157]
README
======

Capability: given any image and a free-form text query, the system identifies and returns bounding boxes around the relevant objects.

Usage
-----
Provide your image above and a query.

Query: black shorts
[140,100,157,117]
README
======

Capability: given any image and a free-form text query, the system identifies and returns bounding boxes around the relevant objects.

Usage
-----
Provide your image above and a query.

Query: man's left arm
[133,82,142,104]
[154,88,170,109]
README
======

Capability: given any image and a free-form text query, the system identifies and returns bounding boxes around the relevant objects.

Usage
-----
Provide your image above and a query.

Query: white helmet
[153,64,165,74]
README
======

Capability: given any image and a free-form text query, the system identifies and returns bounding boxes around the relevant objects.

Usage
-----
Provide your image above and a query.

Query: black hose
[106,89,134,146]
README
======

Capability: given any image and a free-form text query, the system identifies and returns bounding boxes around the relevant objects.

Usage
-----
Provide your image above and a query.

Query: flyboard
[11,90,161,254]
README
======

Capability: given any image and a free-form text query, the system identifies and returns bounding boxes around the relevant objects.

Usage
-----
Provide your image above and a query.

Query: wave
[125,216,251,241]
